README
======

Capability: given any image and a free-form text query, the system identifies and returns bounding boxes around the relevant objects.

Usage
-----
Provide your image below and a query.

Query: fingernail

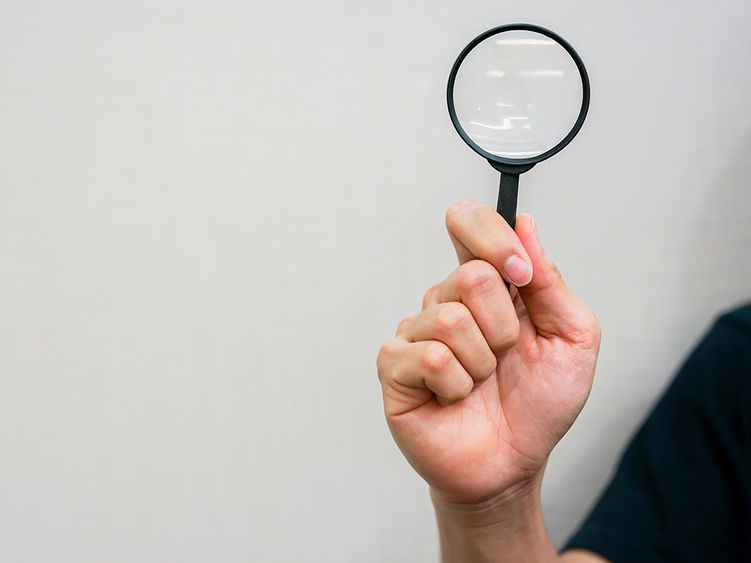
[504,255,533,287]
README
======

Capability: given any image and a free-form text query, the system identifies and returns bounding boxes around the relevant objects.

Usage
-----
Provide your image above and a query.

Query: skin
[377,201,606,562]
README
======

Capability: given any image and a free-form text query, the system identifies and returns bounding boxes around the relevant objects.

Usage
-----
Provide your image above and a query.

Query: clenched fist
[377,201,600,508]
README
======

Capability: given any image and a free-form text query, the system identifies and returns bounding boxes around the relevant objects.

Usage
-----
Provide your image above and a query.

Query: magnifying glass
[447,23,590,229]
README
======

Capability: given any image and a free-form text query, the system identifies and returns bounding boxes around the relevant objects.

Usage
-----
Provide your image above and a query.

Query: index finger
[445,201,533,287]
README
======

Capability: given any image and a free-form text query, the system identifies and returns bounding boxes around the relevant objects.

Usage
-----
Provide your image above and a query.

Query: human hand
[377,201,600,506]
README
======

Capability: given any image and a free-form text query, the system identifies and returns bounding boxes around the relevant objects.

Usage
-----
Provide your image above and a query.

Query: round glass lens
[452,29,584,159]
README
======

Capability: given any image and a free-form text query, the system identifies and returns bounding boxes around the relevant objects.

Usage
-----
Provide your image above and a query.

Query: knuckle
[434,302,470,333]
[396,314,416,336]
[548,262,563,284]
[524,260,564,298]
[422,342,452,373]
[567,311,601,350]
[376,338,400,377]
[445,200,472,228]
[422,283,440,309]
[533,260,563,295]
[456,260,499,295]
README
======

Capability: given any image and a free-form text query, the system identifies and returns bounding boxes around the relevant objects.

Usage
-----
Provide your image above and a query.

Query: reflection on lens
[452,30,583,159]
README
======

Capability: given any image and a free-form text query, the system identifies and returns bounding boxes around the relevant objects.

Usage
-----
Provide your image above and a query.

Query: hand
[377,201,600,505]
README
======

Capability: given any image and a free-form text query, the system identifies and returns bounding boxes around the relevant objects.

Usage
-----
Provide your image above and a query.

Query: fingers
[421,283,441,311]
[433,260,520,356]
[444,200,599,347]
[381,259,519,414]
[398,302,497,380]
[445,201,533,287]
[379,201,599,420]
[514,214,601,346]
[377,338,474,414]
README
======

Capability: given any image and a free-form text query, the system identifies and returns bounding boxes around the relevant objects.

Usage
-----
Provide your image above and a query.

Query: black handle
[497,172,519,229]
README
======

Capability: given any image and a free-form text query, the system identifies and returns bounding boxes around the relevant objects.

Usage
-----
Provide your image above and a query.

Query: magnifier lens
[452,29,584,159]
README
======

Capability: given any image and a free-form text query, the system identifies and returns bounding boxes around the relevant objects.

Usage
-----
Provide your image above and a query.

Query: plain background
[1,1,750,561]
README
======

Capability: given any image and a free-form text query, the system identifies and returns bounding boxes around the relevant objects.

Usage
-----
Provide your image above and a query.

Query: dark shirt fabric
[564,304,751,562]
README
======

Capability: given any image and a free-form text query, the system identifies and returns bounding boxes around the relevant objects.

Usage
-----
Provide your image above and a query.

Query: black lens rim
[447,23,590,167]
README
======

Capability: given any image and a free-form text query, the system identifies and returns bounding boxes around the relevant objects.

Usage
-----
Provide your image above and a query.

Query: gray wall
[1,1,750,561]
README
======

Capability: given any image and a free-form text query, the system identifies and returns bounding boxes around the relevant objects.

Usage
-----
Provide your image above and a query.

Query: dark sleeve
[564,305,751,563]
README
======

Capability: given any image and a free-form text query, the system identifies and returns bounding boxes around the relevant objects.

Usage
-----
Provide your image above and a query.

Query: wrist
[431,475,558,563]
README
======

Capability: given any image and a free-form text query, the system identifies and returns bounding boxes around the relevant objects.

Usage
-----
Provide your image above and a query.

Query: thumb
[514,214,600,345]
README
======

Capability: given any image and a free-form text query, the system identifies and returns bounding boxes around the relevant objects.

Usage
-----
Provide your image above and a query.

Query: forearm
[431,477,560,563]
